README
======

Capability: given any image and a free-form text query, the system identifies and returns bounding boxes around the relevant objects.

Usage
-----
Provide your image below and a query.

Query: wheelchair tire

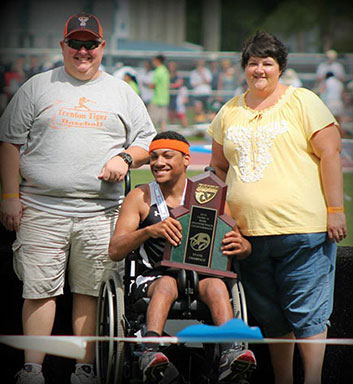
[96,271,125,384]
[229,279,249,350]
[230,280,248,324]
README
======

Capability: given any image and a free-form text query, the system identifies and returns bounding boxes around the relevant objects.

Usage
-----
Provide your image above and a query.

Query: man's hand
[0,198,23,232]
[98,156,128,182]
[221,231,250,260]
[148,217,183,247]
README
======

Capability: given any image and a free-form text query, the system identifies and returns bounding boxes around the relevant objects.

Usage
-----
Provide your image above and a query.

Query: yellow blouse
[208,86,338,236]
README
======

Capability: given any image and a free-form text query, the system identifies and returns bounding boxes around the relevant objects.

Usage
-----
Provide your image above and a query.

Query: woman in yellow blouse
[208,31,347,384]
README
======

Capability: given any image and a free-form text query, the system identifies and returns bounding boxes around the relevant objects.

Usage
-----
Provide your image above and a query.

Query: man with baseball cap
[109,131,257,383]
[0,12,156,384]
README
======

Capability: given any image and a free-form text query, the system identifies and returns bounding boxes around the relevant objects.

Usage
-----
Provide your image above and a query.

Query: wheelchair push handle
[204,166,216,174]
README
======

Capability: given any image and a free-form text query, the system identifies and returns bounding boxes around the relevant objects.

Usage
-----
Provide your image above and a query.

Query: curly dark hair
[152,131,190,147]
[241,31,288,73]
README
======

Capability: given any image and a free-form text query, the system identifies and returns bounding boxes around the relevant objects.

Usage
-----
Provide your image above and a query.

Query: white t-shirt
[190,67,212,95]
[316,61,345,81]
[0,67,156,216]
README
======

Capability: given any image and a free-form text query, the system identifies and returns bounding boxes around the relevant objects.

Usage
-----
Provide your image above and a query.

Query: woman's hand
[327,212,347,243]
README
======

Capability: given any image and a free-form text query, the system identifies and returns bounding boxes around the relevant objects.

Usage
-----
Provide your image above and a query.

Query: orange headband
[149,139,190,155]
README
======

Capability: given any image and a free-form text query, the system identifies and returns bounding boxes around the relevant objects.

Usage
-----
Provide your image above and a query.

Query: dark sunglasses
[64,39,101,50]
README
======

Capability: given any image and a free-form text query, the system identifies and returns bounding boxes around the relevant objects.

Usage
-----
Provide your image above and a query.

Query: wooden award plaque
[157,171,237,278]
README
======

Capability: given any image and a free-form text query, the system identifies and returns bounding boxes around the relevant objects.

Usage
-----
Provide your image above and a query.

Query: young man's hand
[149,217,182,247]
[221,231,250,260]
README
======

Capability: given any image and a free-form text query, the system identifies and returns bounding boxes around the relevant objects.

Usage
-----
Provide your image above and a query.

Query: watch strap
[117,152,133,168]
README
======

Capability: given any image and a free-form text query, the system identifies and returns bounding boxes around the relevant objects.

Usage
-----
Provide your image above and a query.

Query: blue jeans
[235,232,337,338]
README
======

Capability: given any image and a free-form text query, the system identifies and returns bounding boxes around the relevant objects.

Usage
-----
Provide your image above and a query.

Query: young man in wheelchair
[109,131,256,383]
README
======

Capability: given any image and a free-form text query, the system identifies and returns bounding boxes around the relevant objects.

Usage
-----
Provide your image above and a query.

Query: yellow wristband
[1,193,20,200]
[327,206,344,213]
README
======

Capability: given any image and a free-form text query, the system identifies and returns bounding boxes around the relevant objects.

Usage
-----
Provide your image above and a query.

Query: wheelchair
[95,170,249,384]
[96,253,248,384]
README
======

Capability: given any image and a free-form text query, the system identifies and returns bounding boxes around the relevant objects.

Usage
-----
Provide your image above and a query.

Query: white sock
[24,363,42,373]
[75,363,94,372]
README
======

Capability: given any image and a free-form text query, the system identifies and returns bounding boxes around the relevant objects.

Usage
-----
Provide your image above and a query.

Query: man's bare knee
[200,278,229,302]
[149,276,178,301]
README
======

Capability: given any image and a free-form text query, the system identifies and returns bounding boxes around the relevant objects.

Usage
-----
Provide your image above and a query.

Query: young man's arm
[109,185,183,261]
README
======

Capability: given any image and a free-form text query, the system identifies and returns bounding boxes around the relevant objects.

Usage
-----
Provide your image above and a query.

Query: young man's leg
[199,278,257,382]
[138,275,178,381]
[146,275,178,334]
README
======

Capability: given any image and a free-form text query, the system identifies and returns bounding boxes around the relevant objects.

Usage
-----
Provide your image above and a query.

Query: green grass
[342,172,353,246]
[130,169,202,187]
[130,169,353,246]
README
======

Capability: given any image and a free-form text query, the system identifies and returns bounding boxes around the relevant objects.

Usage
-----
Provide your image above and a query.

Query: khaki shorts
[148,104,168,127]
[13,206,123,299]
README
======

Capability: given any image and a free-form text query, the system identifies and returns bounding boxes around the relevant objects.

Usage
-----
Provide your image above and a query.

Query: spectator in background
[280,68,303,88]
[4,57,26,103]
[234,77,248,97]
[174,82,189,128]
[124,71,140,95]
[209,59,221,92]
[318,71,345,136]
[316,49,346,83]
[314,49,346,93]
[0,59,6,114]
[168,61,184,125]
[138,60,154,106]
[340,90,353,137]
[148,54,170,132]
[25,56,44,80]
[189,59,212,123]
[112,61,125,79]
[218,59,241,103]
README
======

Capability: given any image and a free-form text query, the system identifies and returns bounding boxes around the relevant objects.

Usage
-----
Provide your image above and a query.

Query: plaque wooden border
[157,171,237,279]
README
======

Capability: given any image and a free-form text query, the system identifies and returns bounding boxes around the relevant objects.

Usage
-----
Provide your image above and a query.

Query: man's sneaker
[70,364,98,384]
[218,348,257,382]
[138,350,170,382]
[15,364,45,384]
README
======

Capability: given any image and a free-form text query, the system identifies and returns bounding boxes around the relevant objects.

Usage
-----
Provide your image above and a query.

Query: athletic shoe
[138,350,170,382]
[70,365,98,384]
[15,365,45,384]
[218,348,257,382]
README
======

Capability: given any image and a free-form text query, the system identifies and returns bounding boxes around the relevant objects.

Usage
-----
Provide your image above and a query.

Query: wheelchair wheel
[96,271,125,384]
[228,279,248,349]
[230,279,248,324]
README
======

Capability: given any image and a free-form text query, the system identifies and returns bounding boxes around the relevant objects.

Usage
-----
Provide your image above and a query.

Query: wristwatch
[117,152,133,168]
